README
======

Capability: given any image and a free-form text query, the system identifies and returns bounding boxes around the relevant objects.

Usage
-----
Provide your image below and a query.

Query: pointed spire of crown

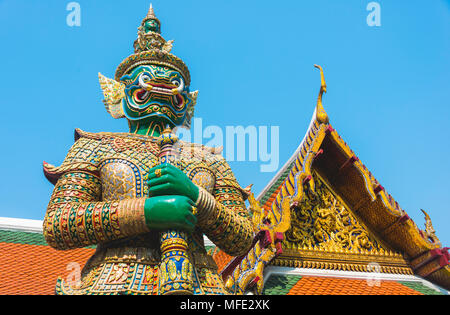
[147,3,155,18]
[116,4,191,86]
[142,3,161,34]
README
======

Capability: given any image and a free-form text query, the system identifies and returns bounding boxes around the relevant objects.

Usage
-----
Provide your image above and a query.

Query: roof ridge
[256,109,318,202]
[0,217,43,233]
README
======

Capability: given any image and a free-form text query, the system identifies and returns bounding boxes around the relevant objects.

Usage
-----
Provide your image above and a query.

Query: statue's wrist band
[195,186,217,222]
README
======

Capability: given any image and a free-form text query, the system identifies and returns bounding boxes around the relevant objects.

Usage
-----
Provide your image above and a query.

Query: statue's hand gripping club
[148,164,199,204]
[146,164,199,232]
[143,195,196,232]
[149,127,197,295]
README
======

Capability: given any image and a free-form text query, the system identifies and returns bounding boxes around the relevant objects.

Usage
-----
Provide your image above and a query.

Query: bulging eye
[141,74,151,82]
[171,77,184,91]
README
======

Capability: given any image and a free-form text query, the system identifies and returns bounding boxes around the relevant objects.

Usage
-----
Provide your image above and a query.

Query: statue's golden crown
[115,4,191,86]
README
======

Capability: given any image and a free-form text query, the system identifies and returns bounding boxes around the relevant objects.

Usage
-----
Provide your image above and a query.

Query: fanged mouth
[134,74,186,108]
[134,84,184,107]
[145,83,178,95]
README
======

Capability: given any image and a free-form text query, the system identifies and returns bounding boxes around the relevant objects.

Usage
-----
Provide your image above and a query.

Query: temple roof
[218,66,450,294]
[254,108,450,289]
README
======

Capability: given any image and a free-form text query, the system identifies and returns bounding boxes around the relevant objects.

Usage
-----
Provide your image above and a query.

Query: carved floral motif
[285,172,383,253]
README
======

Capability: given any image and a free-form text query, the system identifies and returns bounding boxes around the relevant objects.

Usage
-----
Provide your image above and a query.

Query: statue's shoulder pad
[74,128,113,142]
[43,129,107,185]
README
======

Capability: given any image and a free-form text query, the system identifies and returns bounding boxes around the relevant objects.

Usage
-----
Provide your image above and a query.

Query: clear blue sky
[0,1,449,245]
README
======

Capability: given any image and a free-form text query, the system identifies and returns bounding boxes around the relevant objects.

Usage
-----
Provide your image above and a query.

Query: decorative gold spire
[147,3,155,18]
[115,5,191,85]
[314,64,329,124]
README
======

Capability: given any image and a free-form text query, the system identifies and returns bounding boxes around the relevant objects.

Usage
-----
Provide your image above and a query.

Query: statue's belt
[86,245,218,270]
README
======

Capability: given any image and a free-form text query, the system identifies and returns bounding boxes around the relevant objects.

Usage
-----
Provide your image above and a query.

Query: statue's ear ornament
[189,90,199,104]
[98,72,126,119]
[182,90,198,129]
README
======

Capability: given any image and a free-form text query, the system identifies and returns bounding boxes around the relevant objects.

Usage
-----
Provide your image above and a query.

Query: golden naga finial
[314,64,329,124]
[421,209,441,247]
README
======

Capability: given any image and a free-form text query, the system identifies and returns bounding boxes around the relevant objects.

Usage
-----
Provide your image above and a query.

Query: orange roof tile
[263,186,282,211]
[287,276,423,295]
[0,242,95,295]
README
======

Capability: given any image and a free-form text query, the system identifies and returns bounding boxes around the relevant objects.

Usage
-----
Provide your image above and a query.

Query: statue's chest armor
[100,159,147,201]
[186,166,215,192]
[99,145,216,201]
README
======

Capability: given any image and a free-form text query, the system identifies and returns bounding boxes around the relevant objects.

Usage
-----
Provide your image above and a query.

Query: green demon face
[144,19,160,33]
[120,65,195,127]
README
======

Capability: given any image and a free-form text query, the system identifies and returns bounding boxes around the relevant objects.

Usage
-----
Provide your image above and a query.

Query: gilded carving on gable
[284,172,383,253]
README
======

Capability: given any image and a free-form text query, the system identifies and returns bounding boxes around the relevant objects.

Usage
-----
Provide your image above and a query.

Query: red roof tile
[0,242,95,295]
[287,276,423,295]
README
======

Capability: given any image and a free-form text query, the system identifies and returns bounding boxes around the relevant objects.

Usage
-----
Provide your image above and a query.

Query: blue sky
[0,1,449,245]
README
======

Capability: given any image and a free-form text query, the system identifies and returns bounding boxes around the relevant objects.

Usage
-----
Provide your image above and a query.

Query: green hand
[144,196,197,233]
[148,164,199,202]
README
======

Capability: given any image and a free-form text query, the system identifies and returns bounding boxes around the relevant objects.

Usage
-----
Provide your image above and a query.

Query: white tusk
[142,91,150,99]
[139,76,153,91]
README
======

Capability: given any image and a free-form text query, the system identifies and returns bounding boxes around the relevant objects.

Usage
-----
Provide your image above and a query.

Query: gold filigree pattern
[98,72,126,119]
[191,169,215,193]
[284,172,383,253]
[100,162,137,201]
[273,247,413,275]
